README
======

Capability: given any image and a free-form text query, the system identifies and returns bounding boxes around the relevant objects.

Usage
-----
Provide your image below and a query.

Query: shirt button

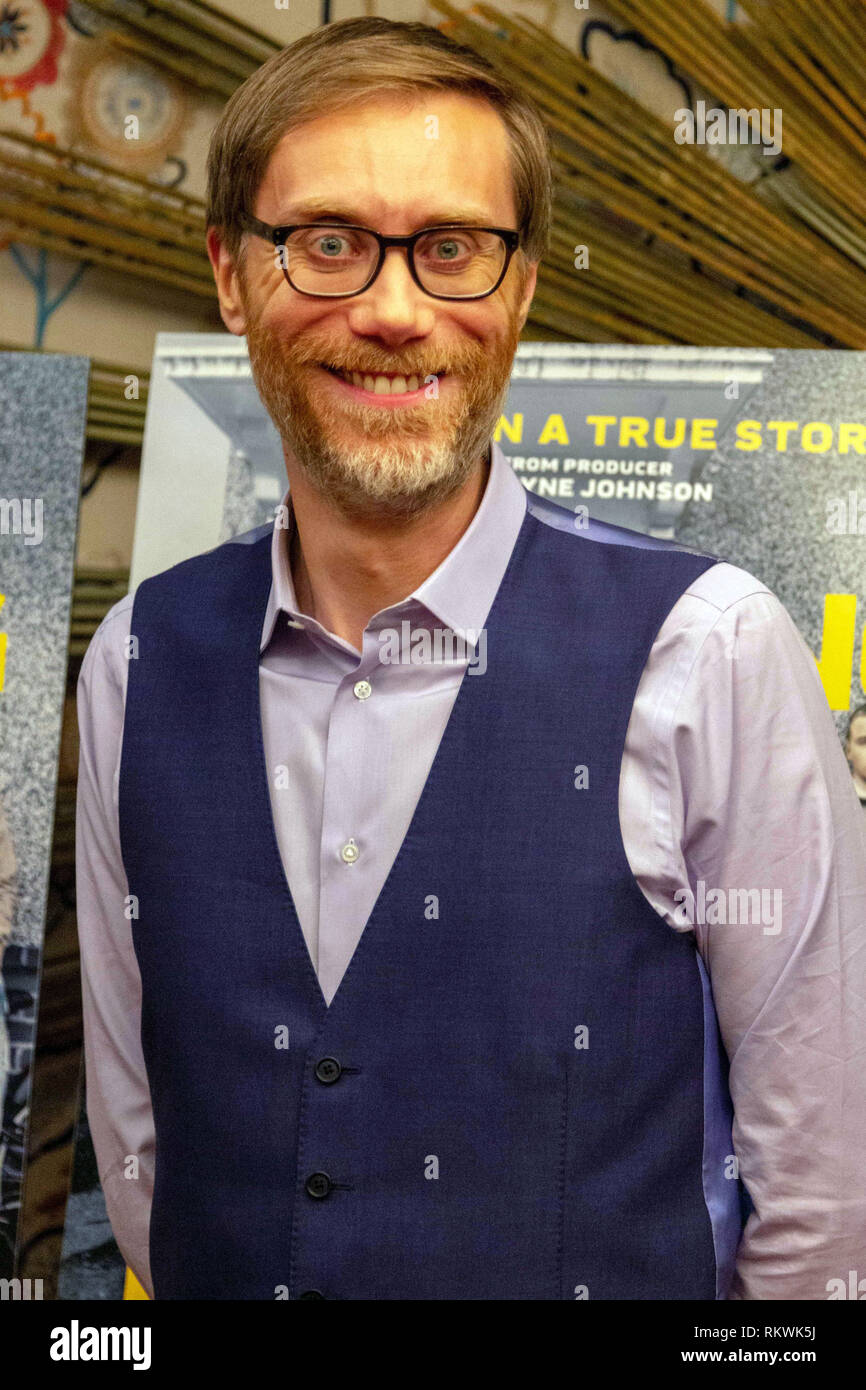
[353,679,372,700]
[298,1289,326,1299]
[340,838,359,864]
[315,1056,342,1085]
[305,1172,333,1200]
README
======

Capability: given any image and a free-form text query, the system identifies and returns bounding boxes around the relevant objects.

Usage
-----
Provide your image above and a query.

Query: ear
[206,226,249,336]
[515,258,539,332]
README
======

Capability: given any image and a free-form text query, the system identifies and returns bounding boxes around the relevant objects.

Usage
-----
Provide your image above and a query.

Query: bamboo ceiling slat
[87,390,146,412]
[0,148,202,245]
[432,0,866,345]
[760,2,866,141]
[547,223,819,348]
[5,3,862,347]
[75,0,279,98]
[740,0,866,129]
[133,0,279,63]
[758,173,866,273]
[85,426,146,444]
[87,409,144,429]
[0,129,212,298]
[0,131,205,227]
[69,571,131,659]
[79,0,259,82]
[0,197,209,281]
[529,282,678,344]
[1,159,204,254]
[551,160,861,342]
[547,241,817,348]
[542,261,724,345]
[732,14,866,171]
[0,214,209,294]
[84,424,145,449]
[601,0,866,230]
[477,4,866,304]
[104,30,238,100]
[816,0,866,80]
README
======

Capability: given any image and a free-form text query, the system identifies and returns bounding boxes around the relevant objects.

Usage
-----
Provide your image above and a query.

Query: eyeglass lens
[280,226,507,297]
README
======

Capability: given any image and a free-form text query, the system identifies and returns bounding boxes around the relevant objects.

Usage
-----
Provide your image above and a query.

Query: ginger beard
[240,269,527,521]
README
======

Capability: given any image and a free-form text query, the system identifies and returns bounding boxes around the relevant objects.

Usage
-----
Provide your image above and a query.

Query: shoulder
[79,591,136,701]
[526,492,712,557]
[136,521,274,595]
[525,493,722,576]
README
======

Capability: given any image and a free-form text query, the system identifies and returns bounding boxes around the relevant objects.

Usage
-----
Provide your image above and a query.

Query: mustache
[258,334,487,380]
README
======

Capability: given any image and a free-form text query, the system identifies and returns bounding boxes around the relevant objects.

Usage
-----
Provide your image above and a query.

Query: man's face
[209,91,538,520]
[846,713,866,781]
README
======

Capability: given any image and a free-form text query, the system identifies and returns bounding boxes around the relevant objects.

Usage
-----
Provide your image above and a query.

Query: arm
[76,596,155,1299]
[622,563,866,1299]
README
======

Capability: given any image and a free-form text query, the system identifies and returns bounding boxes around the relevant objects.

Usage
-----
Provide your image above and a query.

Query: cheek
[252,300,316,349]
[446,307,511,352]
[243,248,284,302]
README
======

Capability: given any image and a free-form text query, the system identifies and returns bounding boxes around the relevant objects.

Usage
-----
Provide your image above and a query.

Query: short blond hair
[206,16,551,271]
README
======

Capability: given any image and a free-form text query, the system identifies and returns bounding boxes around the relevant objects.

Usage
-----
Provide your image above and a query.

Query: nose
[346,246,436,343]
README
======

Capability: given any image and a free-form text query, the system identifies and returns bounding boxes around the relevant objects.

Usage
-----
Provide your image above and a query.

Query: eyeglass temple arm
[238,212,278,243]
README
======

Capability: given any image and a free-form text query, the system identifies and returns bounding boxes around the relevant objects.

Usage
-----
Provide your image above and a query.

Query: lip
[316,364,446,406]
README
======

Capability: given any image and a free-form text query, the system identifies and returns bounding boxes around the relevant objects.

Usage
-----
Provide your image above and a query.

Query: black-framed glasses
[238,213,520,300]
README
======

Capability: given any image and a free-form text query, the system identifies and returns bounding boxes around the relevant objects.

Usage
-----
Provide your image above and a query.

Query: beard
[241,277,526,522]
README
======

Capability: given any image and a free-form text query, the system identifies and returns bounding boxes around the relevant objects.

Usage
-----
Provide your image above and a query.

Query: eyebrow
[274,201,498,228]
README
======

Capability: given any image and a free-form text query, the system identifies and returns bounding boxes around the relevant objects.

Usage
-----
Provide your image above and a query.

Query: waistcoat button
[315,1056,342,1084]
[298,1289,326,1299]
[305,1171,333,1199]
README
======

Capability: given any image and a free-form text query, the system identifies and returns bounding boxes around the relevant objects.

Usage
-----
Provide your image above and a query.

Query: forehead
[851,714,866,736]
[255,90,517,231]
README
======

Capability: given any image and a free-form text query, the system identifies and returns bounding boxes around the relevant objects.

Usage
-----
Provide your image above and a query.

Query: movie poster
[503,344,866,753]
[0,352,88,1283]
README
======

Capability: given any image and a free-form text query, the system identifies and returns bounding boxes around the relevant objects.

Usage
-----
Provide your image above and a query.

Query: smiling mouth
[320,364,442,395]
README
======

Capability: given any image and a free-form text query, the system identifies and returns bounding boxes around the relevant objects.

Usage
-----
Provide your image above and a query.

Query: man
[76,17,866,1301]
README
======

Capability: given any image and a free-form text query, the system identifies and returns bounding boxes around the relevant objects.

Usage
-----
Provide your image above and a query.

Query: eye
[316,233,350,258]
[423,234,472,262]
[290,227,368,261]
[433,237,463,259]
[414,229,499,275]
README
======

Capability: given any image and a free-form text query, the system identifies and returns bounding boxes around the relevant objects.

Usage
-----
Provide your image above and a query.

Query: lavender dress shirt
[75,441,866,1301]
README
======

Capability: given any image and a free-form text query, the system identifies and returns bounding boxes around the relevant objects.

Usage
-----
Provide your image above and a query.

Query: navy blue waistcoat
[118,496,745,1300]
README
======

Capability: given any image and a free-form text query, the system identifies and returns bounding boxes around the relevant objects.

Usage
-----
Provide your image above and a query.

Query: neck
[287,454,490,652]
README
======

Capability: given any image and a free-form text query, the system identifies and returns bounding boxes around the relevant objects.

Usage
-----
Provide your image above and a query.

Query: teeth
[379,374,406,394]
[335,368,427,395]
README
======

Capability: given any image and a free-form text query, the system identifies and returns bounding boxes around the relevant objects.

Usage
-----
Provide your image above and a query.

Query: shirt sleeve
[621,562,866,1300]
[75,596,155,1298]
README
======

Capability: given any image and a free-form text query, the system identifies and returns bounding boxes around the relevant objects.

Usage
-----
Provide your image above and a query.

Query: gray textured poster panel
[0,352,88,1277]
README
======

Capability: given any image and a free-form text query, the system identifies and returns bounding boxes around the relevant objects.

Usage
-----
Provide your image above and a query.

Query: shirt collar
[260,439,528,653]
